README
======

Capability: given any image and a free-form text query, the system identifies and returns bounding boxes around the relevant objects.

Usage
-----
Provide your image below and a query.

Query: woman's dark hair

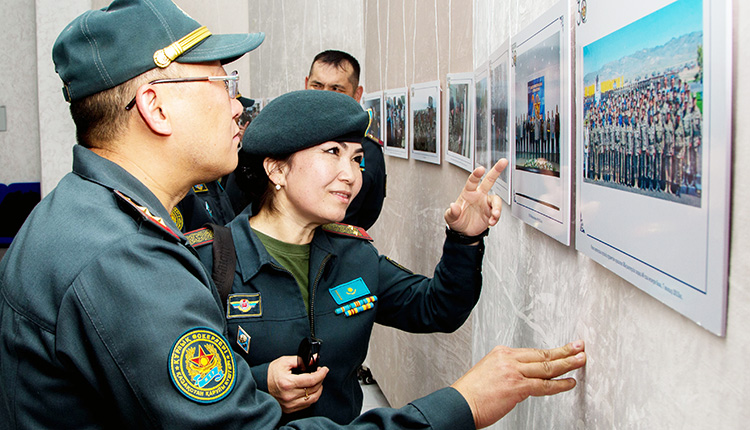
[235,151,292,215]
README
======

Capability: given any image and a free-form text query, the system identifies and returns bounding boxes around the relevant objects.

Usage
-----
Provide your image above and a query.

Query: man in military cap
[0,1,585,429]
[305,50,386,230]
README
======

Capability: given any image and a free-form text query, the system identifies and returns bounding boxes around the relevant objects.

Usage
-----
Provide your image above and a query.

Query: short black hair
[309,50,361,86]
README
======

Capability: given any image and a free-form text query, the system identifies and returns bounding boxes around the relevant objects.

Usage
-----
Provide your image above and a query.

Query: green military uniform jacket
[192,208,485,425]
[173,180,236,232]
[0,145,474,430]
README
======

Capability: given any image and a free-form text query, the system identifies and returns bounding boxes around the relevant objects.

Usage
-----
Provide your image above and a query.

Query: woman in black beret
[193,89,508,425]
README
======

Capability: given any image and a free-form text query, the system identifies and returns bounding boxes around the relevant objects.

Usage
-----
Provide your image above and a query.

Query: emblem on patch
[237,326,251,354]
[227,293,262,319]
[169,327,236,403]
[329,277,371,305]
[170,206,184,231]
[193,183,209,193]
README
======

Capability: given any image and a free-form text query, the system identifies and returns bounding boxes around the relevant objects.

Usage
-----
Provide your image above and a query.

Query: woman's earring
[275,184,281,191]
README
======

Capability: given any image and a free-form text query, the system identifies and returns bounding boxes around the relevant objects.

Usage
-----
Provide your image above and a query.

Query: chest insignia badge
[227,293,262,319]
[192,183,209,193]
[237,326,251,354]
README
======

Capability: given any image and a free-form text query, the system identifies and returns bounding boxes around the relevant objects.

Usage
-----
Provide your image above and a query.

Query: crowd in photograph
[583,73,703,197]
[448,94,470,156]
[385,96,406,148]
[413,98,437,152]
[515,106,561,172]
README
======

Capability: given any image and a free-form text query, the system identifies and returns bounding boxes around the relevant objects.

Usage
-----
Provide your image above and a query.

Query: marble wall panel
[245,0,365,99]
[1,0,41,185]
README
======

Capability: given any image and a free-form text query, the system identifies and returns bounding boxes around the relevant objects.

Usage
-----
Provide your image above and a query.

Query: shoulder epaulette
[321,223,373,241]
[114,190,180,240]
[365,134,384,146]
[185,227,214,247]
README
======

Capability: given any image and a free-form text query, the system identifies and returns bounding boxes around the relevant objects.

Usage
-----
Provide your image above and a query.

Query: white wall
[243,0,365,99]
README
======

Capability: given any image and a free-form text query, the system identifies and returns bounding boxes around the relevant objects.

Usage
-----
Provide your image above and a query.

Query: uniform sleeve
[372,237,485,333]
[285,388,475,430]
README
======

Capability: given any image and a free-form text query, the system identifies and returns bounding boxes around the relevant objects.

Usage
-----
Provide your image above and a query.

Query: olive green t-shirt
[252,228,311,313]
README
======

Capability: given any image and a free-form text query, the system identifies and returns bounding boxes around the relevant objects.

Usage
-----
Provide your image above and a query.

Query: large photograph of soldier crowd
[513,32,563,177]
[582,0,703,207]
[385,91,407,151]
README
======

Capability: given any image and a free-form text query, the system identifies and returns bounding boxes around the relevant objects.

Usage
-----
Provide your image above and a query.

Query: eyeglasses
[292,337,322,374]
[124,70,239,110]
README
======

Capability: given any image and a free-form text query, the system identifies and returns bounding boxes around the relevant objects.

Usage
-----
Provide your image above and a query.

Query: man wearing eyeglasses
[0,0,585,429]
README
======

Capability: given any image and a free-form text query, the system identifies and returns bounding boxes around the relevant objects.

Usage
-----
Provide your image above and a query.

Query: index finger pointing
[478,158,509,193]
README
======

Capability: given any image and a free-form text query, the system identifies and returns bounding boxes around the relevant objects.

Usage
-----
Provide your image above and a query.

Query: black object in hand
[293,337,322,374]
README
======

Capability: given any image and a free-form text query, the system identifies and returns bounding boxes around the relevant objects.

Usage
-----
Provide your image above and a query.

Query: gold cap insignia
[153,26,212,68]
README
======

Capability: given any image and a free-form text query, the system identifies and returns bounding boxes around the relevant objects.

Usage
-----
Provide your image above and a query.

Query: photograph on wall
[409,81,441,164]
[510,1,572,245]
[384,88,409,159]
[445,73,474,172]
[575,0,732,336]
[362,92,383,143]
[490,41,512,203]
[474,62,490,170]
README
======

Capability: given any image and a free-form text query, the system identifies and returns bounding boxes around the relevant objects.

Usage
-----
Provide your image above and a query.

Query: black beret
[241,90,370,157]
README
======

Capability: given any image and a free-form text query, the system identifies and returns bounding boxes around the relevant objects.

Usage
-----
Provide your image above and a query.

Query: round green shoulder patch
[169,327,236,403]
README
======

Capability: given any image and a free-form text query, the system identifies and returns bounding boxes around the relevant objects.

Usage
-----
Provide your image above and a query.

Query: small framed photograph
[490,41,512,203]
[362,92,384,143]
[410,81,441,164]
[510,1,572,246]
[475,62,490,170]
[383,88,409,159]
[445,73,475,172]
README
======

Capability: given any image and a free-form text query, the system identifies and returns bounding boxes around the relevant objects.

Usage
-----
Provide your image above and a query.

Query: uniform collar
[229,207,338,284]
[72,144,184,239]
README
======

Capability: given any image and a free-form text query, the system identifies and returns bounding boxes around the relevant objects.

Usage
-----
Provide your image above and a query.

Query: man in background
[305,50,386,230]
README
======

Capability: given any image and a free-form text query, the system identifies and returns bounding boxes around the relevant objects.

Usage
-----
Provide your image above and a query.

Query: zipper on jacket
[309,254,332,339]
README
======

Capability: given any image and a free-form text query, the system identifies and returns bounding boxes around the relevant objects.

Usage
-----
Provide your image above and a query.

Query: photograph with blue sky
[583,0,702,87]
